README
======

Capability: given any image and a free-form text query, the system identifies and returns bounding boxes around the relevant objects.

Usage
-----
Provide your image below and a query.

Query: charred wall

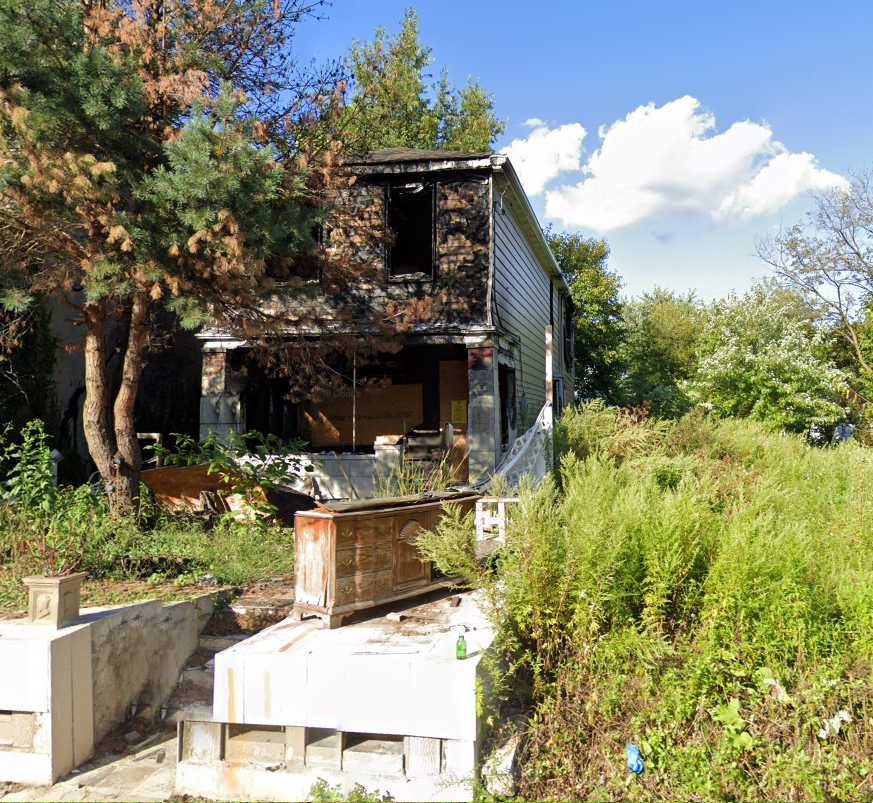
[280,170,492,329]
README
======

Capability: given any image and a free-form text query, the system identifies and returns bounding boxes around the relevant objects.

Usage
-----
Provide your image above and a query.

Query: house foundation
[176,592,494,802]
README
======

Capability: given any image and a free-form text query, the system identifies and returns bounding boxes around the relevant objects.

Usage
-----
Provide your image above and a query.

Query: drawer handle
[340,557,353,567]
[379,578,390,587]
[376,552,388,561]
[340,529,353,538]
[341,584,353,594]
[377,524,389,533]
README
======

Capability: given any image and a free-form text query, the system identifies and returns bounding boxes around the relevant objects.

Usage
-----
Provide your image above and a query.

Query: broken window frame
[385,181,436,281]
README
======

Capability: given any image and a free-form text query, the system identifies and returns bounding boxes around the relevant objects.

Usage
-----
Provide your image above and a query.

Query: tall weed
[421,403,873,801]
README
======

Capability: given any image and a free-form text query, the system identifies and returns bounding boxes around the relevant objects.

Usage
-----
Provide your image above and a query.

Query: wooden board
[140,463,235,510]
[299,384,423,448]
[439,360,469,481]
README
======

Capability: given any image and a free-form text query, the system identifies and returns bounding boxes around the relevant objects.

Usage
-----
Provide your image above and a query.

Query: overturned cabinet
[292,492,478,628]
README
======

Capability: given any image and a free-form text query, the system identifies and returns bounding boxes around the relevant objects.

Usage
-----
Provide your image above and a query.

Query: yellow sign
[451,400,467,425]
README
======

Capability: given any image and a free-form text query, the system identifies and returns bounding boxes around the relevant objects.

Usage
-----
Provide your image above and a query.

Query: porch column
[200,346,243,441]
[467,344,500,478]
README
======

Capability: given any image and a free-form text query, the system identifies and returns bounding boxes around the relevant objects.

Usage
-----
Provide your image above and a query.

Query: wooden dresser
[292,493,477,628]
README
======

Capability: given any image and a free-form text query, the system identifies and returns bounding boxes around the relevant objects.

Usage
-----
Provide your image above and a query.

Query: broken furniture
[292,491,478,629]
[140,462,317,523]
[176,592,494,802]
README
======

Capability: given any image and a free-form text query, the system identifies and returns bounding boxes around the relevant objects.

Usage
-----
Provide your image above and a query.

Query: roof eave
[346,155,495,175]
[491,155,571,297]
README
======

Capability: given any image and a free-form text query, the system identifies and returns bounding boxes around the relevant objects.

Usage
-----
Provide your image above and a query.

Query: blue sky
[295,0,872,298]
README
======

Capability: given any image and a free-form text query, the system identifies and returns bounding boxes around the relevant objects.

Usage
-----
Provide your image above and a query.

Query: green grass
[0,488,295,614]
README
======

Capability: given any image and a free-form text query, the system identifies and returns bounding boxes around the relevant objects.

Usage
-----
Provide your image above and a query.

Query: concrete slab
[213,592,494,742]
[0,738,175,803]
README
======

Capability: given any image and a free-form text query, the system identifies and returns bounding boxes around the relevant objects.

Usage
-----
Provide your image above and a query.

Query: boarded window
[387,183,434,278]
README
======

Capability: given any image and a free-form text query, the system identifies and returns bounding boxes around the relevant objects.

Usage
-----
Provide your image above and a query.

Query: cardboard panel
[300,384,423,448]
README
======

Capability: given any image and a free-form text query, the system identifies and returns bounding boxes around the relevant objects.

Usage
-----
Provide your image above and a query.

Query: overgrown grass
[0,426,295,614]
[0,490,295,612]
[418,402,873,801]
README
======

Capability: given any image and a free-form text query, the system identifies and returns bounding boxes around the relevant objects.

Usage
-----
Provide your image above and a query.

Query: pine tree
[0,0,345,515]
[343,8,505,153]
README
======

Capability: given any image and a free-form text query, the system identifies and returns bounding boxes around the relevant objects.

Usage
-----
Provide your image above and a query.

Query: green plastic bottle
[456,633,467,660]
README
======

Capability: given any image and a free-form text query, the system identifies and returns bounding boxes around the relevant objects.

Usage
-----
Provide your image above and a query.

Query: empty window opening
[387,183,434,278]
[498,365,517,450]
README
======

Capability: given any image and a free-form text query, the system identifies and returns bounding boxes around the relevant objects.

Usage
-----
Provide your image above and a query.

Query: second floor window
[387,182,435,279]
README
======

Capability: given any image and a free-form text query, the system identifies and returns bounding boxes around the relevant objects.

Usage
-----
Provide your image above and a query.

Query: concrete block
[12,712,39,749]
[442,739,477,778]
[284,726,305,765]
[0,633,50,712]
[225,725,286,765]
[0,750,53,786]
[49,630,74,778]
[69,626,94,767]
[405,736,441,776]
[180,721,224,763]
[342,735,404,775]
[305,729,343,769]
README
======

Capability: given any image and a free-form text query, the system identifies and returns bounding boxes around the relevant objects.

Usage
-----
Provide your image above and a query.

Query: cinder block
[305,729,343,769]
[342,735,404,775]
[405,736,441,776]
[284,726,305,765]
[442,739,477,778]
[180,721,224,763]
[12,713,39,749]
[225,725,285,765]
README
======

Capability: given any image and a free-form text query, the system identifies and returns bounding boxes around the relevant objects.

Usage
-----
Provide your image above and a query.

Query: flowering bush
[688,283,848,431]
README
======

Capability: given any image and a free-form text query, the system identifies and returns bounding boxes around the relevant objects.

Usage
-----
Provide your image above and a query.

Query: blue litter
[625,743,644,774]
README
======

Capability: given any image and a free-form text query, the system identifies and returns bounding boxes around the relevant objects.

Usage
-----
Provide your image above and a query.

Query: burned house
[198,148,573,491]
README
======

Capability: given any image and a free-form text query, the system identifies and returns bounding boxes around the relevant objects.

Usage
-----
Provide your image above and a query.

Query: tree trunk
[82,296,148,517]
[112,295,148,514]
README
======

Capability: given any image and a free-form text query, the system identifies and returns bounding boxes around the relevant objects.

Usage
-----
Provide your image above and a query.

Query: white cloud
[523,117,544,127]
[713,151,847,222]
[504,121,586,195]
[505,96,847,231]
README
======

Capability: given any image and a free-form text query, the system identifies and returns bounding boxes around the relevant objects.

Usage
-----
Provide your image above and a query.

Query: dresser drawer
[371,570,393,597]
[356,517,394,545]
[336,545,393,576]
[334,519,361,546]
[335,570,393,605]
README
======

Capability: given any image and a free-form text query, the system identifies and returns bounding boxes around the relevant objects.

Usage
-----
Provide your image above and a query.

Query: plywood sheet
[300,384,423,448]
[439,360,469,481]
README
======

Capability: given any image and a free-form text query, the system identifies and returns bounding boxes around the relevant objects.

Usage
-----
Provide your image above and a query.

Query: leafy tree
[0,0,345,515]
[343,8,505,152]
[621,288,705,417]
[760,169,873,382]
[546,230,623,402]
[688,283,847,431]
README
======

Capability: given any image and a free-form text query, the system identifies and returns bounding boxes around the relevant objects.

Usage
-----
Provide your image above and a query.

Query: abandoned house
[198,148,574,492]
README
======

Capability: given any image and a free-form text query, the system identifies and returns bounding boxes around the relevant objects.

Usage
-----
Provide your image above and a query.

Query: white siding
[492,204,555,422]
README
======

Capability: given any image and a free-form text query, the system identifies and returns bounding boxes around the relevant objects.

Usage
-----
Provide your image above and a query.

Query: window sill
[387,272,434,283]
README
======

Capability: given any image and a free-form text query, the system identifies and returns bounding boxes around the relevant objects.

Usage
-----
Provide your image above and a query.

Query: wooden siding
[492,202,564,421]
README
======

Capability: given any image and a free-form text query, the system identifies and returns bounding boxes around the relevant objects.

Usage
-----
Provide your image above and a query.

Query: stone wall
[0,592,220,785]
[87,594,218,743]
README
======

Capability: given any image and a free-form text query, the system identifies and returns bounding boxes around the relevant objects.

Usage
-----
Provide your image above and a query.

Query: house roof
[344,147,491,165]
